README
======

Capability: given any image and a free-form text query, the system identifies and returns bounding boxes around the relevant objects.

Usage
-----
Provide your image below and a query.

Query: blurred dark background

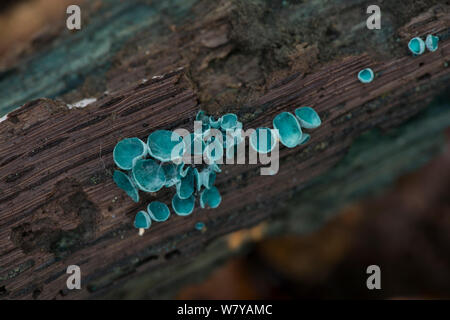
[177,130,450,299]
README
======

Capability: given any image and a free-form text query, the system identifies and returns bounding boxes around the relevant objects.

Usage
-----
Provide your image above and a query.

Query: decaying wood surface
[0,2,449,299]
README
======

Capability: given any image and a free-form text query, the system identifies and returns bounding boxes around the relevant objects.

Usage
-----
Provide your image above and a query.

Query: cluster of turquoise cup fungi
[112,111,243,235]
[408,34,439,55]
[113,106,321,235]
[358,34,439,84]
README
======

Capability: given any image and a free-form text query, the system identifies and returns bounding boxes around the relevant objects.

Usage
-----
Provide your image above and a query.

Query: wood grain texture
[0,3,449,299]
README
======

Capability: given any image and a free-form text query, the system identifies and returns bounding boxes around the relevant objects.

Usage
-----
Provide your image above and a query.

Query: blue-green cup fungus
[408,37,425,55]
[132,158,166,192]
[134,210,151,236]
[273,112,302,148]
[357,68,374,84]
[250,128,277,154]
[294,107,322,129]
[200,186,221,209]
[425,34,439,52]
[220,113,238,131]
[113,137,147,170]
[195,222,205,231]
[172,194,195,216]
[113,170,140,203]
[147,130,185,162]
[176,167,195,199]
[147,201,171,222]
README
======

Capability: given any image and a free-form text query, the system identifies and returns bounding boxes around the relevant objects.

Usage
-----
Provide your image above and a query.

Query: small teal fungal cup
[113,170,140,203]
[273,112,302,148]
[134,210,151,229]
[250,128,277,154]
[408,37,425,55]
[200,186,222,209]
[196,110,208,122]
[220,113,238,131]
[195,222,205,231]
[294,107,322,129]
[113,137,147,170]
[425,34,439,52]
[176,167,195,199]
[172,194,195,216]
[209,116,221,129]
[147,130,185,162]
[132,158,166,192]
[147,201,170,222]
[357,68,374,84]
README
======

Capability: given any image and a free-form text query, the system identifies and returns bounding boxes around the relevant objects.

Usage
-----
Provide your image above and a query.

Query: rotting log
[0,1,450,299]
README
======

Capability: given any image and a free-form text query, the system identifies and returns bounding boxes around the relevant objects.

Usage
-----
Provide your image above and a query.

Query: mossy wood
[0,1,449,299]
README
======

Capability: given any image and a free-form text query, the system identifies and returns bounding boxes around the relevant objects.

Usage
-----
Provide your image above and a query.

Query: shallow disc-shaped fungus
[220,113,238,131]
[147,130,185,162]
[113,137,147,170]
[172,194,195,216]
[408,37,425,55]
[294,107,322,129]
[425,34,439,52]
[134,210,151,229]
[147,201,171,222]
[176,167,195,199]
[195,222,205,231]
[273,112,303,148]
[357,68,374,84]
[200,186,222,209]
[132,158,166,192]
[113,170,140,203]
[250,128,277,154]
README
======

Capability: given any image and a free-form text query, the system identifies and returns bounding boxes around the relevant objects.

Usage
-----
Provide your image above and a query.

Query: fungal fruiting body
[273,112,303,148]
[113,137,147,170]
[195,222,205,231]
[113,170,139,203]
[408,37,425,55]
[113,106,321,235]
[357,68,374,84]
[147,130,185,162]
[147,201,170,222]
[425,35,439,52]
[134,210,151,236]
[294,107,322,129]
